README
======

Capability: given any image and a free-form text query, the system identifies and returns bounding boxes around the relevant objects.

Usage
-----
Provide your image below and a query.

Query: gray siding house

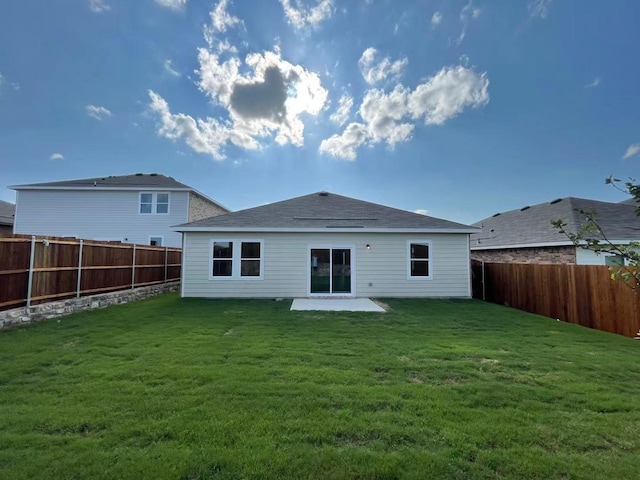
[10,174,228,247]
[471,197,639,265]
[174,192,479,298]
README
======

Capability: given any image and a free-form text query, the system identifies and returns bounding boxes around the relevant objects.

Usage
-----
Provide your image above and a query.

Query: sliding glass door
[310,247,352,295]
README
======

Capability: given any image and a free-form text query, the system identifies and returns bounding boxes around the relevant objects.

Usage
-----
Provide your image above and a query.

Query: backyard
[0,295,639,479]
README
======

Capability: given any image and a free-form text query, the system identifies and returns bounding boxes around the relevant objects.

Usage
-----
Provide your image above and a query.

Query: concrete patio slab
[290,298,386,312]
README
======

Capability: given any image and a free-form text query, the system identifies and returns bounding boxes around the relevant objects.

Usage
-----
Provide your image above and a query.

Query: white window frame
[407,239,433,280]
[208,239,264,280]
[149,235,164,247]
[139,192,170,215]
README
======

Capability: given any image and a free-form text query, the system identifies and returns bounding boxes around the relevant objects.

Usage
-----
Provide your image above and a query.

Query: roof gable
[174,192,477,232]
[472,197,640,248]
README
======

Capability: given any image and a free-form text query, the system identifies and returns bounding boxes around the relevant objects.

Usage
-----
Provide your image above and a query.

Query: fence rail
[471,260,640,338]
[0,235,181,311]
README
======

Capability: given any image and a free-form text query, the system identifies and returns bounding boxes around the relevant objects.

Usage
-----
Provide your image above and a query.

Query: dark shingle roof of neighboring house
[619,197,637,206]
[174,192,479,233]
[10,173,192,190]
[0,200,15,226]
[9,173,230,212]
[471,197,640,249]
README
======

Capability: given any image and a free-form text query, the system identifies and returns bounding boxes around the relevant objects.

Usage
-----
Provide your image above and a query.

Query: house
[0,200,15,236]
[174,191,479,298]
[471,197,640,265]
[10,173,228,247]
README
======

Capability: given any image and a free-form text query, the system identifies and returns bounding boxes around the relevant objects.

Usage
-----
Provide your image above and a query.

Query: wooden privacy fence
[471,260,640,338]
[0,235,181,311]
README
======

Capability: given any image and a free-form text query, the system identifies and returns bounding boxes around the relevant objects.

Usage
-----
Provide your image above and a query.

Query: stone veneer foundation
[0,281,179,332]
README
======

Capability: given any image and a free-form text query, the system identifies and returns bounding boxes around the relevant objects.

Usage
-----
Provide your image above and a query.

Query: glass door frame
[307,244,356,297]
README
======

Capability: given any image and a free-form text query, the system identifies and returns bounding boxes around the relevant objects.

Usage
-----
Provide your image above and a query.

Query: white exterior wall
[14,189,188,247]
[181,231,472,298]
[576,246,635,265]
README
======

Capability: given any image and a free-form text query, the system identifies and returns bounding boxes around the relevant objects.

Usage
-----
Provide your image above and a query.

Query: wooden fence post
[26,236,36,308]
[481,261,486,301]
[131,244,136,289]
[164,246,168,283]
[76,239,83,298]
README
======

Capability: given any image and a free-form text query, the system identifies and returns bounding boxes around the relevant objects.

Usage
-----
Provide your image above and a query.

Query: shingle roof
[174,192,478,232]
[11,173,191,190]
[619,197,637,206]
[471,197,640,249]
[0,200,15,226]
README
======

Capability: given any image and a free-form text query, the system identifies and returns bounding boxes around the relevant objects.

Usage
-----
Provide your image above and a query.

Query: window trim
[407,239,433,280]
[139,192,170,215]
[208,239,264,281]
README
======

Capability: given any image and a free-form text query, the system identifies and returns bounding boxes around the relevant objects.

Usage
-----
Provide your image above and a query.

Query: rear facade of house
[11,174,228,248]
[176,192,478,298]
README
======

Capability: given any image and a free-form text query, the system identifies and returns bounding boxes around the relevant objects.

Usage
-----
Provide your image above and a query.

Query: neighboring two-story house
[10,173,229,247]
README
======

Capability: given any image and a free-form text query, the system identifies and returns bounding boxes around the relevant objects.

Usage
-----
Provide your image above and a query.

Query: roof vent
[135,173,143,176]
[492,213,501,217]
[549,198,562,204]
[520,206,530,211]
[318,191,329,197]
[150,173,158,176]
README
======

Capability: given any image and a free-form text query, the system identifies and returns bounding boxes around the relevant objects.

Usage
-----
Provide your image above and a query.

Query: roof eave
[172,226,480,234]
[9,185,194,191]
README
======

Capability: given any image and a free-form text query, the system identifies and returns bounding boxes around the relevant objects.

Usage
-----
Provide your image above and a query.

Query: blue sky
[0,0,638,224]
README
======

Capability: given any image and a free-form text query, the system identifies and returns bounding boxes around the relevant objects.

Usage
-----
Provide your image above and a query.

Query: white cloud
[49,153,64,161]
[528,0,552,19]
[585,77,600,88]
[407,65,490,125]
[320,65,489,160]
[155,0,187,11]
[456,0,481,45]
[86,105,113,120]
[150,48,328,159]
[163,59,180,77]
[329,94,354,126]
[431,12,443,26]
[280,0,333,29]
[358,48,408,85]
[319,123,368,161]
[414,209,429,215]
[206,0,241,36]
[89,0,110,13]
[622,144,640,160]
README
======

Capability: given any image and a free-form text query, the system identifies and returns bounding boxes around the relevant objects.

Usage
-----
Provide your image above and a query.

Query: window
[210,240,263,279]
[605,255,625,266]
[139,192,170,214]
[149,236,163,246]
[408,240,431,279]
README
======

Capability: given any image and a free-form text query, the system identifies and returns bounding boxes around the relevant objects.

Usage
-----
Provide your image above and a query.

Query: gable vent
[549,198,563,204]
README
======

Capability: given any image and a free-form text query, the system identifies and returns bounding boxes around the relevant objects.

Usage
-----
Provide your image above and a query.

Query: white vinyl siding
[13,189,188,247]
[182,231,471,298]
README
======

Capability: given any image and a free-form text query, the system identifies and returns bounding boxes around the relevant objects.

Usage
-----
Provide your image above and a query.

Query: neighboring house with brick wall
[0,200,15,236]
[10,173,229,247]
[471,197,639,265]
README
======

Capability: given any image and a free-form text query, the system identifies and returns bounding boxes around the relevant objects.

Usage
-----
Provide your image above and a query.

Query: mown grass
[0,295,639,479]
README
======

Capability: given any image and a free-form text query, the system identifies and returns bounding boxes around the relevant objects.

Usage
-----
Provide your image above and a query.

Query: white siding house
[11,174,228,248]
[175,192,479,299]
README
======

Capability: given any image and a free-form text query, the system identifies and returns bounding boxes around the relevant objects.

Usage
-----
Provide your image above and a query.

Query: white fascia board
[173,227,480,234]
[471,239,638,250]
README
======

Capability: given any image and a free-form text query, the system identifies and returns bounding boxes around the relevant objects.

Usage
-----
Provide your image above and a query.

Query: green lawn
[1,295,639,480]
